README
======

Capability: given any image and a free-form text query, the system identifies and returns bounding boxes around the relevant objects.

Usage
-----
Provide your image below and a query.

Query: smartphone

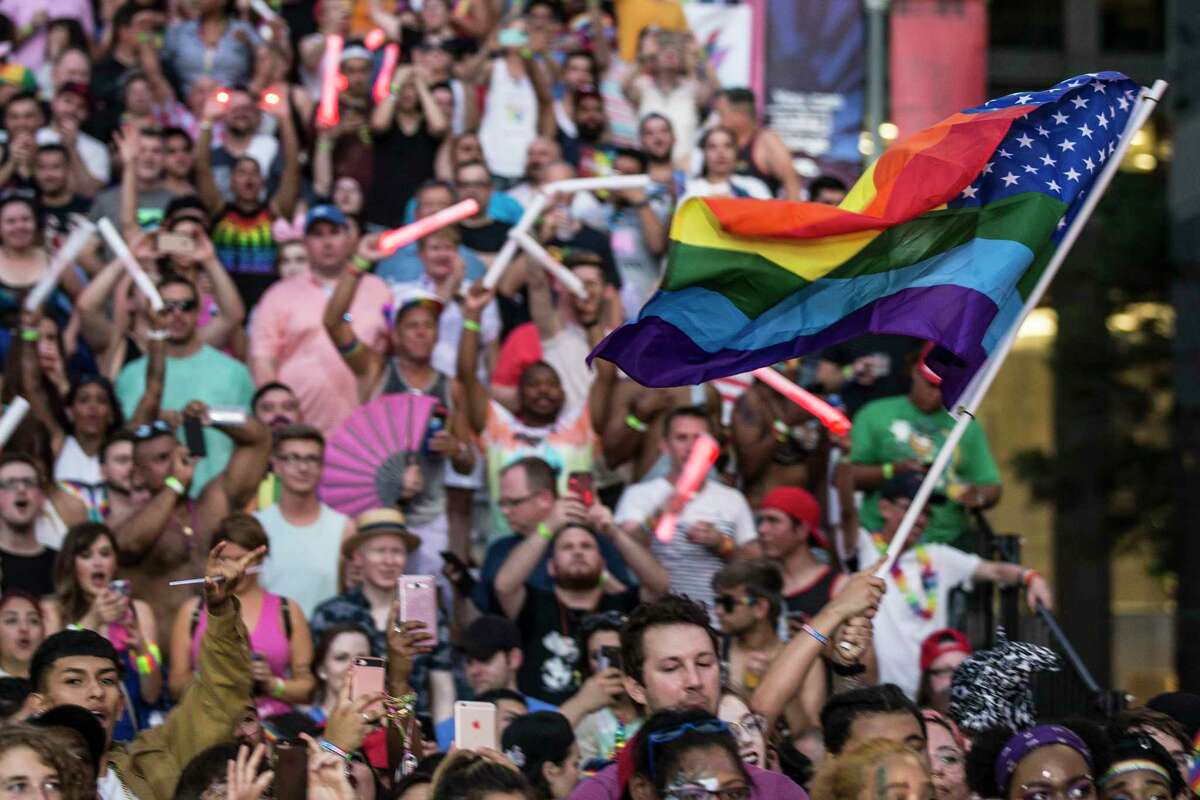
[440,550,468,572]
[454,701,498,750]
[156,231,193,256]
[399,575,439,646]
[109,579,131,597]
[207,406,248,426]
[273,741,308,800]
[183,416,207,458]
[567,471,594,506]
[597,644,622,672]
[423,405,449,453]
[351,656,386,715]
[497,27,528,47]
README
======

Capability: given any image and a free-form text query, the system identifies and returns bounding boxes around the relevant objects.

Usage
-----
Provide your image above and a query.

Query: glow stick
[481,193,547,290]
[364,28,387,50]
[317,35,344,128]
[916,341,943,386]
[97,218,163,311]
[510,230,587,299]
[372,43,400,103]
[752,367,851,437]
[654,434,720,542]
[168,565,263,587]
[0,397,30,451]
[24,221,96,311]
[249,0,278,21]
[378,198,479,255]
[543,174,651,195]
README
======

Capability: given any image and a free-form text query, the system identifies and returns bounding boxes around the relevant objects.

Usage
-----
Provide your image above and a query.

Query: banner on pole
[761,0,864,169]
[889,0,988,139]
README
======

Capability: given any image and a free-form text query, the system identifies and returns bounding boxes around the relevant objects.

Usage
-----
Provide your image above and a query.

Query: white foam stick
[97,218,163,311]
[249,0,279,20]
[24,221,96,311]
[168,565,264,587]
[481,192,548,290]
[543,174,651,195]
[510,230,587,299]
[0,397,30,450]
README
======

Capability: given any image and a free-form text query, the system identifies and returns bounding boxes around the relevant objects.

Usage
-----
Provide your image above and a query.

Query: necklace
[872,534,937,619]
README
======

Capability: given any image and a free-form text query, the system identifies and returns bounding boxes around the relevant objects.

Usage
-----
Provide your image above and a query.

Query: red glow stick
[372,43,401,104]
[916,341,944,386]
[377,199,479,254]
[752,367,851,437]
[654,434,720,542]
[364,28,387,50]
[317,35,344,129]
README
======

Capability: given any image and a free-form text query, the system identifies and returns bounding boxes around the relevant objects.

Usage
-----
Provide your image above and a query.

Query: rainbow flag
[591,72,1140,406]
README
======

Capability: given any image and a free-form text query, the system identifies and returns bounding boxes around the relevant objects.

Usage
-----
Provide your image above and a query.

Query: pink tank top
[190,592,292,716]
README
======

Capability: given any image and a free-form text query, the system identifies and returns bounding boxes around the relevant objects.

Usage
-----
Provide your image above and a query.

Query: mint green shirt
[850,394,1000,545]
[115,345,255,496]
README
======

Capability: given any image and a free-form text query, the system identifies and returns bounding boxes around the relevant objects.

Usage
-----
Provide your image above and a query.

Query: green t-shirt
[850,395,1000,545]
[115,345,255,497]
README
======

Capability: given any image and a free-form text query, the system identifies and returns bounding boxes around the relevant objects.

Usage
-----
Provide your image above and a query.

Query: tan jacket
[109,598,251,800]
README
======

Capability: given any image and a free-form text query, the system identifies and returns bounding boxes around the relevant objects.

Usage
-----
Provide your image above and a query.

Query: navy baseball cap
[304,204,348,233]
[880,472,947,505]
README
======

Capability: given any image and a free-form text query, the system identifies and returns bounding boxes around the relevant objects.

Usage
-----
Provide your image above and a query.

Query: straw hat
[342,507,422,558]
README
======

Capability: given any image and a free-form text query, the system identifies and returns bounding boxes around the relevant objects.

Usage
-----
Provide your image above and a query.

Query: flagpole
[876,78,1168,576]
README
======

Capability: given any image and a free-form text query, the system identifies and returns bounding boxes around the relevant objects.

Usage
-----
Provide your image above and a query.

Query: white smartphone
[454,700,498,750]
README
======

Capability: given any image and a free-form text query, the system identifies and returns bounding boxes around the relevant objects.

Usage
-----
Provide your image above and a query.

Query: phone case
[454,701,498,751]
[351,656,386,714]
[273,742,308,800]
[183,416,206,458]
[399,576,439,646]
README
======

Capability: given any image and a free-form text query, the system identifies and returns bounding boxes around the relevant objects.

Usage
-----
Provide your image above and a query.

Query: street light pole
[864,0,890,162]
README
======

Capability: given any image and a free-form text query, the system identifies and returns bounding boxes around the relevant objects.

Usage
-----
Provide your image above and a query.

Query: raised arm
[526,55,557,138]
[127,311,167,427]
[493,522,550,618]
[114,127,142,238]
[116,447,193,560]
[75,258,125,354]
[524,223,562,339]
[457,285,492,434]
[191,233,247,349]
[414,71,449,138]
[15,310,65,455]
[583,501,670,600]
[370,67,405,133]
[197,404,271,512]
[266,90,302,219]
[194,101,227,216]
[323,253,385,400]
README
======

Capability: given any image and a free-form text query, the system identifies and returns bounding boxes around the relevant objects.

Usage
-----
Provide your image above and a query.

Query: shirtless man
[117,404,270,634]
[716,88,802,201]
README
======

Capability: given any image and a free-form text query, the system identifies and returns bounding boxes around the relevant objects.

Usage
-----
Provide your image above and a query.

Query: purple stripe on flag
[590,285,998,407]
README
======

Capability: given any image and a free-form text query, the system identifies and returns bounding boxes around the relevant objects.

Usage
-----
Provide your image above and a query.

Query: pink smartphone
[454,701,498,750]
[350,656,386,715]
[398,575,439,646]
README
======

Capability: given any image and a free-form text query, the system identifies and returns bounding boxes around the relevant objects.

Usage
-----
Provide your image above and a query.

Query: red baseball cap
[759,486,827,548]
[919,628,972,672]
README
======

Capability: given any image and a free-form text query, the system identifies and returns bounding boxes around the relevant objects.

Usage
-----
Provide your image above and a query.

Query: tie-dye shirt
[212,203,277,276]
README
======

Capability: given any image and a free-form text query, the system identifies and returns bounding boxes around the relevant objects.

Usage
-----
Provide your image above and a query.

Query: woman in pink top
[167,513,315,718]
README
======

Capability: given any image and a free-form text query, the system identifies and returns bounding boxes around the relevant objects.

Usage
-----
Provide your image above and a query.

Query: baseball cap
[0,64,36,91]
[919,627,972,672]
[340,45,372,64]
[759,486,827,548]
[30,704,107,775]
[57,81,91,105]
[392,286,445,323]
[880,472,947,505]
[456,615,521,662]
[304,204,348,233]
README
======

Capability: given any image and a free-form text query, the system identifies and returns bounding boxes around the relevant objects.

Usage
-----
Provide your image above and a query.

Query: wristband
[351,254,372,272]
[271,677,286,698]
[597,571,608,587]
[842,364,855,380]
[1022,569,1041,587]
[146,329,169,341]
[624,414,647,433]
[773,419,789,442]
[318,739,351,761]
[316,138,334,152]
[164,476,186,496]
[136,653,158,675]
[19,328,39,342]
[463,318,482,333]
[336,336,361,357]
[881,462,895,480]
[537,522,553,542]
[801,623,830,647]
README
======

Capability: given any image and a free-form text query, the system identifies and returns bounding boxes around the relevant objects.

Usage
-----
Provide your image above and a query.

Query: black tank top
[784,566,840,623]
[735,131,782,197]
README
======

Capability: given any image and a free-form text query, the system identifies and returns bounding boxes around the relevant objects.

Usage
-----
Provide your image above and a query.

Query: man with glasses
[254,424,353,616]
[115,273,256,497]
[0,454,59,598]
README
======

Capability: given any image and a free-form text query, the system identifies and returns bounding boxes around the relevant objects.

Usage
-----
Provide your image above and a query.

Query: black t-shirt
[545,224,620,287]
[41,195,93,248]
[460,219,511,254]
[516,586,639,705]
[87,55,137,143]
[363,118,444,229]
[0,548,58,598]
[819,334,921,416]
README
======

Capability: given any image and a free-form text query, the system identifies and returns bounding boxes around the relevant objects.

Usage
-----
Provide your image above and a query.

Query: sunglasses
[133,419,174,441]
[162,298,198,313]
[648,720,730,777]
[713,595,756,613]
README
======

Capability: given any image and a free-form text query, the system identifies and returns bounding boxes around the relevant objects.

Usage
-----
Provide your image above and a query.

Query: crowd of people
[0,0,1187,799]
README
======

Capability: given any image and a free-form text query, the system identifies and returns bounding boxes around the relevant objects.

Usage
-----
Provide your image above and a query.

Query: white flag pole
[876,78,1168,575]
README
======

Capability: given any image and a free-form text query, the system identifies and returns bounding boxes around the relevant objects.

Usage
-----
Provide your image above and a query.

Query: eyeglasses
[133,419,174,441]
[275,453,322,468]
[725,712,767,741]
[497,494,535,510]
[162,298,198,314]
[647,720,730,777]
[455,180,492,189]
[0,778,63,799]
[0,477,39,492]
[1017,777,1096,800]
[713,595,756,613]
[665,783,750,800]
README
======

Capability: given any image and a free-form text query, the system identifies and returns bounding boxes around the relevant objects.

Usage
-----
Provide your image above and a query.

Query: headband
[995,725,1092,794]
[1099,760,1172,787]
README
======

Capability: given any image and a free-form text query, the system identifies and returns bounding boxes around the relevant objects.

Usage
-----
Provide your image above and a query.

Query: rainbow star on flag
[590,72,1140,407]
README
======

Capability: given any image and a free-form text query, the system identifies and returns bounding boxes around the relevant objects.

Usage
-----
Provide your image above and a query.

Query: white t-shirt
[37,127,111,184]
[541,323,594,412]
[855,529,981,698]
[615,477,756,609]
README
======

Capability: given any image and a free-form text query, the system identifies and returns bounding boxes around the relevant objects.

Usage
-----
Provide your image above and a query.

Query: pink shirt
[251,272,392,433]
[0,0,95,70]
